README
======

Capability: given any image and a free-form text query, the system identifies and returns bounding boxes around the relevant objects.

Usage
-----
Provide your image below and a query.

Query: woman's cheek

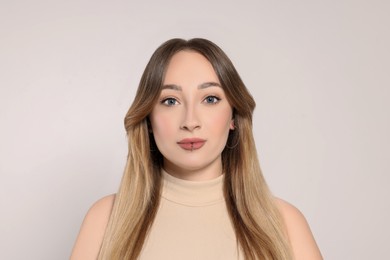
[153,112,176,137]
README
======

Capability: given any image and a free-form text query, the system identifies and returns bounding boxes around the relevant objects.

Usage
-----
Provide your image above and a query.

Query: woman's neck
[162,158,223,181]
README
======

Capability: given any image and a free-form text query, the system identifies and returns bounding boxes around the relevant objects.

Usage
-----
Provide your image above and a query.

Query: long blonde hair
[98,38,292,259]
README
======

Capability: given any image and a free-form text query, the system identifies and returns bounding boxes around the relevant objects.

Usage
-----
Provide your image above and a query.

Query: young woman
[71,38,322,260]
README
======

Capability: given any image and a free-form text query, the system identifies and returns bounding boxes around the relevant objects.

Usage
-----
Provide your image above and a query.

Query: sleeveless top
[138,169,243,260]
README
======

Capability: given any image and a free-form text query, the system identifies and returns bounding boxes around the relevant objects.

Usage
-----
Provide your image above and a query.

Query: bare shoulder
[70,194,116,260]
[275,198,323,260]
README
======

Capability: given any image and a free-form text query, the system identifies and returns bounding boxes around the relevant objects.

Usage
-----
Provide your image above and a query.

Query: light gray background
[1,1,389,259]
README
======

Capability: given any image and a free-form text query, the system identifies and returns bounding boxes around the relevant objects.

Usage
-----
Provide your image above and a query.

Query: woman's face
[149,51,234,181]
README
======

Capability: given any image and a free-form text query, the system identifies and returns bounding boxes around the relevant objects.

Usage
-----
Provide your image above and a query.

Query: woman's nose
[180,105,201,131]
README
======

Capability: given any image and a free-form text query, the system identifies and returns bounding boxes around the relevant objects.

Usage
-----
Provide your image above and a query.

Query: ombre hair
[98,38,292,259]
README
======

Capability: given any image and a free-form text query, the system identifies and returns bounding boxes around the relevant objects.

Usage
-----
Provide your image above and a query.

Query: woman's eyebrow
[162,84,182,91]
[198,82,221,89]
[161,82,221,91]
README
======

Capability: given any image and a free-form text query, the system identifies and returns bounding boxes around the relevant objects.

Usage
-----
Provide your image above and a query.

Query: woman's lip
[177,138,206,143]
[177,138,206,151]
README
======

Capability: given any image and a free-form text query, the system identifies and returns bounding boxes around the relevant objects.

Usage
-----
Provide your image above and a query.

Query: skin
[149,50,234,181]
[70,51,323,260]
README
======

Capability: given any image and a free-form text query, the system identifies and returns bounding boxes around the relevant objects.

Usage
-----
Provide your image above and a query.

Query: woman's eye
[161,98,178,106]
[204,96,220,104]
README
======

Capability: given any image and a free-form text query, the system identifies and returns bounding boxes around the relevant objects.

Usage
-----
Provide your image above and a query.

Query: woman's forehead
[162,51,219,85]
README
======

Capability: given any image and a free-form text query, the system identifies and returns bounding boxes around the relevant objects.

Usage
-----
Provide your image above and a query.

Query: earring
[226,139,239,149]
[226,131,239,149]
[147,118,153,133]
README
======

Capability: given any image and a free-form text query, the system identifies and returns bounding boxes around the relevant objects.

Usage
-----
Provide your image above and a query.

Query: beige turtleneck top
[138,169,243,260]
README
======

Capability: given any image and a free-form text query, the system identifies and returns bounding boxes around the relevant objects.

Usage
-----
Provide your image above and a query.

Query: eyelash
[160,95,221,106]
[203,95,221,104]
[161,97,179,106]
[160,95,221,107]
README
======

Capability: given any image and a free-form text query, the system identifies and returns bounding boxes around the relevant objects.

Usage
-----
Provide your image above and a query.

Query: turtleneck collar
[161,169,225,207]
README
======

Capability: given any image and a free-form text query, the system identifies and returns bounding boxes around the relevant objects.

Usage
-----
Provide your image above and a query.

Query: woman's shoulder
[274,197,323,260]
[274,197,306,222]
[87,194,116,217]
[70,194,116,260]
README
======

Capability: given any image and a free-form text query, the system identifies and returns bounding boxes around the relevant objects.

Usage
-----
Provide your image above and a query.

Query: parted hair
[98,38,292,260]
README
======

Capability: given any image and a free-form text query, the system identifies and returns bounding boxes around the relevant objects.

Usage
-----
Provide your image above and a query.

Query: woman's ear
[147,118,153,133]
[230,110,236,130]
[230,118,235,130]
